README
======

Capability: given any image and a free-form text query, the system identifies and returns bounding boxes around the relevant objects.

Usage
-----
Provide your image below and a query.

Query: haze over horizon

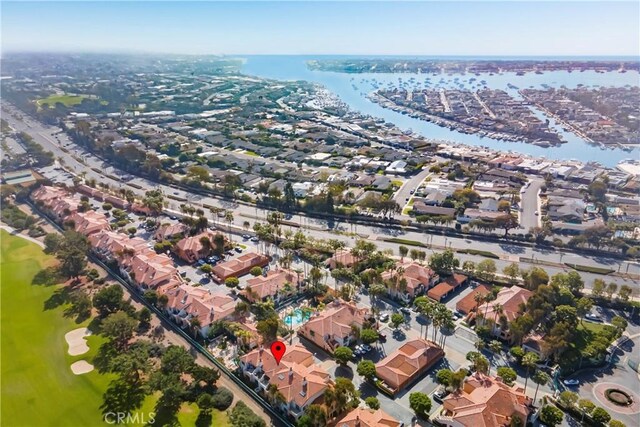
[2,1,639,57]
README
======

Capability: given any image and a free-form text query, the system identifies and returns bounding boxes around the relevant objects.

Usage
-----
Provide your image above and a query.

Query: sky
[2,1,639,56]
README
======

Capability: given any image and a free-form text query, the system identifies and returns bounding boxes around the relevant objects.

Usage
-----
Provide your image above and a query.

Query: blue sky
[2,1,639,56]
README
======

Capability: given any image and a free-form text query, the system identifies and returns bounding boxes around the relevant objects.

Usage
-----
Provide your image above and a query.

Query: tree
[592,279,606,298]
[591,407,611,425]
[229,401,266,427]
[475,260,497,282]
[558,391,579,408]
[521,352,539,393]
[409,392,432,418]
[225,277,240,288]
[102,311,138,351]
[193,365,221,389]
[608,420,626,427]
[357,360,377,381]
[329,377,360,414]
[137,307,152,326]
[360,328,379,345]
[474,355,490,375]
[495,214,519,237]
[44,233,63,254]
[256,315,279,342]
[539,405,564,427]
[93,285,124,317]
[521,267,549,290]
[250,266,263,276]
[365,396,380,410]
[300,404,327,427]
[429,249,459,275]
[576,297,593,325]
[391,313,405,330]
[196,393,215,415]
[503,263,520,284]
[399,245,408,261]
[496,367,517,385]
[510,346,525,362]
[618,285,633,302]
[462,260,476,276]
[578,399,596,415]
[532,371,550,403]
[333,346,353,365]
[436,369,453,387]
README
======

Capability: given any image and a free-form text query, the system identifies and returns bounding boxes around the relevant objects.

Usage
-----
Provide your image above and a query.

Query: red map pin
[270,340,286,365]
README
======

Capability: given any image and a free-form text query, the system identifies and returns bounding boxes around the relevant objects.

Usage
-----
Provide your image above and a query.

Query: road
[3,103,639,294]
[393,167,431,207]
[520,178,543,231]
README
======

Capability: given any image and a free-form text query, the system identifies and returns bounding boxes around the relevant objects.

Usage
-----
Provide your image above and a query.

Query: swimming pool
[284,309,311,328]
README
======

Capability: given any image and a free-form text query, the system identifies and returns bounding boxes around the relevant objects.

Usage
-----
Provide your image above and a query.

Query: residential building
[375,338,444,395]
[174,230,221,263]
[326,249,358,270]
[239,344,332,419]
[69,210,110,236]
[243,269,302,303]
[332,407,401,427]
[455,285,491,315]
[434,373,531,427]
[298,300,370,353]
[381,262,438,302]
[477,286,533,341]
[154,223,189,241]
[211,252,269,282]
[427,274,468,302]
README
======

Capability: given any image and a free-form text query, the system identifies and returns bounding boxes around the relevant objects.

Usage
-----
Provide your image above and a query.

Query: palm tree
[488,340,502,376]
[224,211,234,243]
[473,292,485,313]
[266,383,286,408]
[521,352,539,395]
[189,317,202,339]
[532,371,550,404]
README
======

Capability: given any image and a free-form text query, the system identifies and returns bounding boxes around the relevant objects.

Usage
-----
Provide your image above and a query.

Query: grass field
[36,94,90,109]
[0,230,229,426]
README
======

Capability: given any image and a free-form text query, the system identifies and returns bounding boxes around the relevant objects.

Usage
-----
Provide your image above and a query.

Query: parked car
[585,313,603,322]
[379,313,390,322]
[400,307,411,315]
[362,344,372,353]
[378,333,387,342]
[563,379,580,386]
[250,237,259,243]
[433,387,449,403]
[242,234,251,240]
[453,311,463,320]
[234,247,243,253]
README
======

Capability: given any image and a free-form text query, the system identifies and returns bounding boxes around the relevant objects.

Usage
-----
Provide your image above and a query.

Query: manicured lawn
[0,229,113,426]
[36,94,89,109]
[0,230,229,426]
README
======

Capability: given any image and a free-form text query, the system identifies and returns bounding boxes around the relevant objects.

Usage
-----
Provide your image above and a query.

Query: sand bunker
[70,360,94,375]
[65,328,91,356]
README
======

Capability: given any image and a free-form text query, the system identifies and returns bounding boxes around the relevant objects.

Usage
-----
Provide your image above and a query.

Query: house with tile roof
[161,283,237,336]
[434,373,531,427]
[31,186,80,221]
[381,262,438,302]
[326,249,359,270]
[427,273,469,302]
[239,344,332,419]
[243,268,302,303]
[153,223,189,242]
[477,286,533,341]
[174,230,221,263]
[69,210,110,236]
[456,285,491,315]
[211,252,269,283]
[332,407,401,427]
[375,338,444,395]
[297,300,371,353]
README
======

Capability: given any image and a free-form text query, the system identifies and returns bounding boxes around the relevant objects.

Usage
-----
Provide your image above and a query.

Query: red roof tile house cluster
[375,338,444,395]
[477,286,533,341]
[211,252,269,283]
[427,273,469,302]
[297,300,370,353]
[326,249,359,270]
[456,285,492,315]
[434,373,531,427]
[153,223,189,242]
[76,184,104,201]
[174,230,221,263]
[31,185,80,220]
[332,407,401,427]
[239,344,332,420]
[69,210,111,236]
[381,262,438,302]
[243,268,302,303]
[160,283,237,335]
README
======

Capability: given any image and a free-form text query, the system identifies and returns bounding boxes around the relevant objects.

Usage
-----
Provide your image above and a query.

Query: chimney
[355,415,361,427]
[302,377,307,393]
[289,367,294,383]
